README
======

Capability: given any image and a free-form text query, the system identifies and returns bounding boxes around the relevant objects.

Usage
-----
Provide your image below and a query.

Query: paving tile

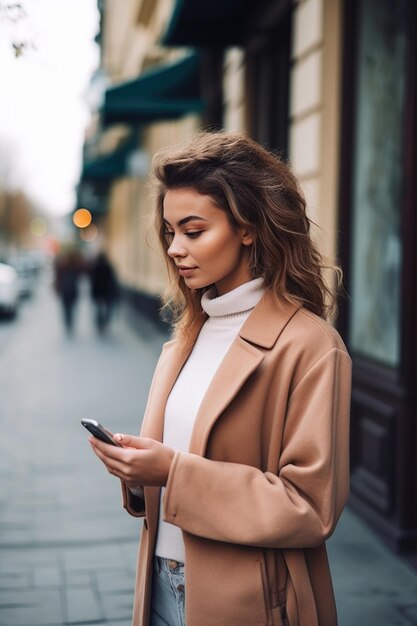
[0,589,63,625]
[120,540,140,575]
[61,544,126,572]
[96,568,134,593]
[0,570,31,589]
[100,588,134,621]
[65,569,93,587]
[64,586,103,624]
[0,550,57,571]
[33,565,61,588]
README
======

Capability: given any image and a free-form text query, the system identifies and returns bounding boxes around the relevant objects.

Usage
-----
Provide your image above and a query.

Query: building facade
[79,0,417,555]
[337,0,417,553]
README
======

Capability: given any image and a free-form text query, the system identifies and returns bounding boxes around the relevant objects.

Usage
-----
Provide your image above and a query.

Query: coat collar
[238,290,301,348]
[189,291,301,454]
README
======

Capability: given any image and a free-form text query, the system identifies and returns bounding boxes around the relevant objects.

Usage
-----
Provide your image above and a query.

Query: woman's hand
[89,434,175,488]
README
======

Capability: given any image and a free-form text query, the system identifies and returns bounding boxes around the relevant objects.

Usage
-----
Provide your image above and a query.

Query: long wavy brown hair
[152,131,341,342]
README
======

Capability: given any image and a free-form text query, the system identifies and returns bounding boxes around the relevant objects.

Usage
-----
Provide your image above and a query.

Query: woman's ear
[241,229,255,246]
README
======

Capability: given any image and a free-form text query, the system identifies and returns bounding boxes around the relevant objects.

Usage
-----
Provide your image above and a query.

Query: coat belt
[283,550,318,626]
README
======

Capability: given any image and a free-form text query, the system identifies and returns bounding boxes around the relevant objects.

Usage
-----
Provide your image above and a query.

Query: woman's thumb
[114,433,141,447]
[114,433,129,445]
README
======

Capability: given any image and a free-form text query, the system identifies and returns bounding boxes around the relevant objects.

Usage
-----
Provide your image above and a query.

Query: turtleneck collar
[201,278,265,317]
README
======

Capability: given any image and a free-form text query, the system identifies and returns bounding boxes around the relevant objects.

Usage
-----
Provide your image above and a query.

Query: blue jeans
[150,557,186,626]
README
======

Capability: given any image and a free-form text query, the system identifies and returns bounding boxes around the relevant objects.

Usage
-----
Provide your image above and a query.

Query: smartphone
[81,418,122,447]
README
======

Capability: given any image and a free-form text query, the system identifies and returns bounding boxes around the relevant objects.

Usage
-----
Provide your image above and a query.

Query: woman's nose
[167,236,187,258]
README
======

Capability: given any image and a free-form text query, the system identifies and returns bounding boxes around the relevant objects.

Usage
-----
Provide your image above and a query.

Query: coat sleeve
[163,347,351,549]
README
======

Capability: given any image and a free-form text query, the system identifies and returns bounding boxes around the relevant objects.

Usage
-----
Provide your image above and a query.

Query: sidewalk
[329,508,417,625]
[0,273,164,626]
[0,272,417,625]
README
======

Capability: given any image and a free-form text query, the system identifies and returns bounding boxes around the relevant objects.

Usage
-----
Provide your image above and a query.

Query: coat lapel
[189,336,265,455]
[189,291,301,456]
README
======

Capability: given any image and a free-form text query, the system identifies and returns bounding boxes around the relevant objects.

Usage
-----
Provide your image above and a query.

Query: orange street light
[73,208,92,229]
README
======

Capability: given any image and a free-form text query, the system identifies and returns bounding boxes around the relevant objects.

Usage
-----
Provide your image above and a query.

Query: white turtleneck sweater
[154,278,265,563]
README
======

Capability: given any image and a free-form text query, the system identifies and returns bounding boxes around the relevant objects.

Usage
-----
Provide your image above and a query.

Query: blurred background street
[1,0,417,624]
[0,267,166,625]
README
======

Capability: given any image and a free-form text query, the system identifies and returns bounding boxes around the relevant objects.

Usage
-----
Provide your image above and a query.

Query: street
[1,269,417,626]
[0,269,165,625]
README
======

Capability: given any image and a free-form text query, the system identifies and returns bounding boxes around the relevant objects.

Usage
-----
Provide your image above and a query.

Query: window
[348,0,407,367]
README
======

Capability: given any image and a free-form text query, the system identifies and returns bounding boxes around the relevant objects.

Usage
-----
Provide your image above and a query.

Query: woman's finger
[89,439,126,470]
[106,458,130,479]
[89,439,113,467]
[90,443,133,479]
[89,436,128,461]
[89,439,144,481]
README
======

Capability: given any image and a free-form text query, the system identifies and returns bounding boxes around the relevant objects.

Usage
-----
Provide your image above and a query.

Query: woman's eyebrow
[163,215,208,227]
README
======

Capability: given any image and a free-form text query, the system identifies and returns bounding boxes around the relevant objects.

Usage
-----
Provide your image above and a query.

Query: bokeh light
[30,217,48,237]
[73,208,92,228]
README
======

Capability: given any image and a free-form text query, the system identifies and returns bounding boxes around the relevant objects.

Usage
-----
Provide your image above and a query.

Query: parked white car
[0,262,19,318]
[6,254,36,298]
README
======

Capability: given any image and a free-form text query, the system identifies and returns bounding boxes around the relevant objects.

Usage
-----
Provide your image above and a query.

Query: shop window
[348,0,407,367]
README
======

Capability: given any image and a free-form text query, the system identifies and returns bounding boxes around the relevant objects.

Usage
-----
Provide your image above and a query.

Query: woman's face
[163,187,253,296]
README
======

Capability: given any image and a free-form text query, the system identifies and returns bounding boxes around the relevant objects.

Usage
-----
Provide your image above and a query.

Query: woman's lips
[178,266,197,277]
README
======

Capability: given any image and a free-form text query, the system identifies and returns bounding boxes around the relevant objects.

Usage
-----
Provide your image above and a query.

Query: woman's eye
[163,231,174,240]
[185,231,202,239]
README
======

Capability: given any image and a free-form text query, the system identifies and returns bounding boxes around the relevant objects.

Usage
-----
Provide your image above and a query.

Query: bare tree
[0,1,34,57]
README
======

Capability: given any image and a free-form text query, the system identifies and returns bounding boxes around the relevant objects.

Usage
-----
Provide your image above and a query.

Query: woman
[89,132,351,626]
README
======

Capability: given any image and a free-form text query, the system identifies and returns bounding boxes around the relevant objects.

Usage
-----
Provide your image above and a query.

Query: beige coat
[121,291,351,626]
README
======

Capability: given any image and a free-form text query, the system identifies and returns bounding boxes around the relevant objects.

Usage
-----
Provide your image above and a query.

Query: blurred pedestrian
[53,246,82,335]
[88,132,352,626]
[90,252,119,334]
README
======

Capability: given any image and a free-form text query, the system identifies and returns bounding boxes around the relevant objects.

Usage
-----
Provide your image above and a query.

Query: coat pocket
[185,543,271,625]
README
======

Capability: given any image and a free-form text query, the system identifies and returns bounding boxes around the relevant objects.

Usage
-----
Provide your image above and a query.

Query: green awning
[103,52,204,126]
[162,0,247,46]
[82,148,129,181]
